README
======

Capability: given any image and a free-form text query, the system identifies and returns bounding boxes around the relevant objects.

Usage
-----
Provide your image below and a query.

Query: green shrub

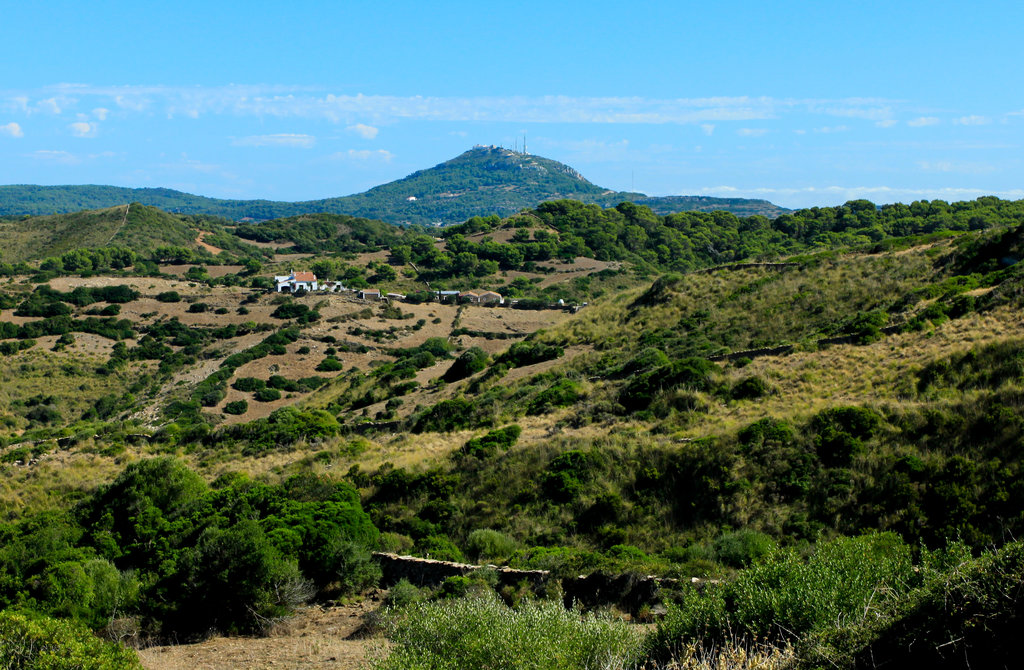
[811,406,881,467]
[0,610,143,669]
[254,388,282,402]
[224,400,248,415]
[801,540,1024,668]
[731,375,771,400]
[711,529,778,568]
[443,347,488,382]
[466,529,519,562]
[156,291,181,303]
[316,357,344,372]
[460,425,522,459]
[232,377,266,392]
[414,397,484,433]
[371,593,643,670]
[646,533,915,662]
[527,379,583,415]
[416,535,464,562]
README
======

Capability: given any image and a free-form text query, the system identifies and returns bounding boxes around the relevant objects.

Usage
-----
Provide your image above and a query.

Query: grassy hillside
[1,203,1024,666]
[0,203,217,264]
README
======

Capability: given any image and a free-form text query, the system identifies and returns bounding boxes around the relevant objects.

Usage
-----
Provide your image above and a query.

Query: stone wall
[373,553,718,616]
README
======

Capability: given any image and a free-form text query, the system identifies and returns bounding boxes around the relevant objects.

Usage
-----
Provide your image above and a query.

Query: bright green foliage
[647,533,914,662]
[711,530,778,568]
[0,611,142,669]
[466,529,519,562]
[216,407,341,454]
[0,460,383,639]
[371,593,643,670]
[801,540,1024,668]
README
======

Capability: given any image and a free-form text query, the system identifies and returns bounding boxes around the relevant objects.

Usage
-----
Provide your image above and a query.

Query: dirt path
[196,231,224,255]
[137,598,382,670]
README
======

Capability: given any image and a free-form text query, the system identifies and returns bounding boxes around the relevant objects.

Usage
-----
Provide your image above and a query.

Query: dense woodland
[1,196,1024,667]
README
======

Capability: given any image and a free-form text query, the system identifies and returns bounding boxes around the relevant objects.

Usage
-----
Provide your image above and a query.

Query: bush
[712,529,778,568]
[811,406,881,467]
[232,377,266,392]
[0,610,143,669]
[466,529,519,562]
[371,593,643,670]
[460,425,522,459]
[316,357,345,372]
[187,302,209,313]
[156,291,181,303]
[443,347,488,382]
[224,400,248,415]
[646,533,915,662]
[414,397,482,433]
[254,388,282,402]
[731,375,771,400]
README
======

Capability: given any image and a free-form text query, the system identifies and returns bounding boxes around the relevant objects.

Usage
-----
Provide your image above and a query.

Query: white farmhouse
[275,270,318,293]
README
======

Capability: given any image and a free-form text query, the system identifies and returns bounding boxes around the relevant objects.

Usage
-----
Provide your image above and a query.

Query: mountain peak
[0,147,790,223]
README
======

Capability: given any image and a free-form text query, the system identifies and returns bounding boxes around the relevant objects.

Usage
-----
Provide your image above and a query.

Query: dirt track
[137,597,383,670]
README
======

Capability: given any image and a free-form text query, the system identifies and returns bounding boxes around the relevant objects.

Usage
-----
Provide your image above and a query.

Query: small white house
[275,271,318,293]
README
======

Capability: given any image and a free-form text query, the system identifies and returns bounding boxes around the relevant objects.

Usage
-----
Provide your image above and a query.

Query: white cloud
[341,149,393,161]
[700,124,715,136]
[38,97,62,114]
[695,184,1024,208]
[30,150,81,164]
[69,121,97,137]
[93,107,109,120]
[23,86,911,126]
[232,133,316,148]
[875,119,898,128]
[737,128,769,137]
[908,117,940,127]
[0,122,23,138]
[917,160,995,174]
[955,115,991,126]
[347,123,379,139]
[813,125,849,134]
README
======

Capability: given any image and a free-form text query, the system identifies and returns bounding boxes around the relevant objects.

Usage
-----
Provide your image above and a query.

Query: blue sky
[1,0,1022,209]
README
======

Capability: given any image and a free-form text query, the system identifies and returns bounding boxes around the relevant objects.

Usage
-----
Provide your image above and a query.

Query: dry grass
[136,598,382,670]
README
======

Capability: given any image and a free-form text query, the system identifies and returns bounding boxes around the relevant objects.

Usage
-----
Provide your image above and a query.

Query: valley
[1,194,1023,668]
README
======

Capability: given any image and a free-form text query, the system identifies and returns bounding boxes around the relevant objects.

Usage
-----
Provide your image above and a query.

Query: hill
[0,146,788,224]
[0,204,209,264]
[3,198,1024,667]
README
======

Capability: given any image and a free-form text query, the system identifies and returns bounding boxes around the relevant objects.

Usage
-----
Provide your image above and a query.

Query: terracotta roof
[293,271,316,282]
[478,291,502,298]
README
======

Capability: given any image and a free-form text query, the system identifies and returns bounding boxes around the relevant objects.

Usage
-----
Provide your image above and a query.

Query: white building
[275,271,318,293]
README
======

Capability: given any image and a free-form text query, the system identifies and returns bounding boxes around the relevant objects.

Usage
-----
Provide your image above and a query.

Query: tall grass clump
[646,533,914,665]
[371,592,643,670]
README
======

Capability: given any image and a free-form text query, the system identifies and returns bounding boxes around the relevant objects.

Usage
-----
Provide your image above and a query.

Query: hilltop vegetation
[1,196,1024,666]
[0,146,788,224]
